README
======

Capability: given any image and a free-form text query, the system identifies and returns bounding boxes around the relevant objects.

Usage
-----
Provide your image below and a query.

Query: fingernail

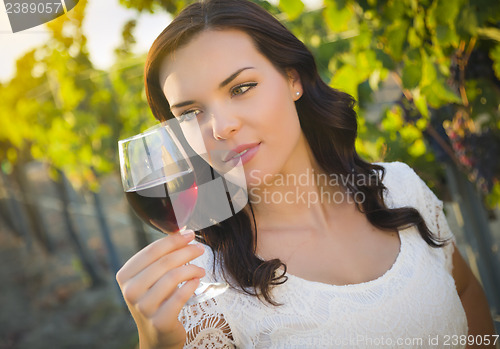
[181,230,195,238]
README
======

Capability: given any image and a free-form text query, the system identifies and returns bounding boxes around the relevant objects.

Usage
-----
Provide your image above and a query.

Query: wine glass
[118,121,228,305]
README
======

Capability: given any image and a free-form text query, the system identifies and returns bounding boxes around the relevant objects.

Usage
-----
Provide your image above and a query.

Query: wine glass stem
[176,228,229,305]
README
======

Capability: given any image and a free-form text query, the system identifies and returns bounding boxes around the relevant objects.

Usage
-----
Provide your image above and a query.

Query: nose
[210,106,241,141]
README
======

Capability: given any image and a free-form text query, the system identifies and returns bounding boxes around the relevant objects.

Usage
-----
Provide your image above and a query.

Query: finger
[122,244,205,304]
[151,278,202,330]
[133,243,204,291]
[116,231,195,284]
[136,264,206,317]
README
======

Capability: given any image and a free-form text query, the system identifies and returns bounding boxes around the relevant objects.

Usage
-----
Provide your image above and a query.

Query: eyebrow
[219,66,254,89]
[170,67,255,111]
[170,100,196,110]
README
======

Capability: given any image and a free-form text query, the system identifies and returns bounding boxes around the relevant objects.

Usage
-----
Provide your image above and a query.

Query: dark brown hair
[144,0,448,305]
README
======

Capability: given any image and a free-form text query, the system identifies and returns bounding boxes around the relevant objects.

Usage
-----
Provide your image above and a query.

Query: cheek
[256,76,298,125]
[248,90,302,184]
[265,114,302,167]
[256,85,301,145]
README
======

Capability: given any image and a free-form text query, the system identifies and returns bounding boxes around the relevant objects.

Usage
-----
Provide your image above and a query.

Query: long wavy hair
[144,0,448,305]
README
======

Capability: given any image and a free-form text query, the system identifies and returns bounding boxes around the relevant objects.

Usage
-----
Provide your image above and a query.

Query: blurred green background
[0,0,499,347]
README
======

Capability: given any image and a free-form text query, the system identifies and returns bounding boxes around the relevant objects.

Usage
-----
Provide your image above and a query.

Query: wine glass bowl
[118,121,228,305]
[119,125,198,232]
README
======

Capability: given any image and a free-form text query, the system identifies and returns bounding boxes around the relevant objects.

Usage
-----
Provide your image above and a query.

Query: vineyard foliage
[0,0,499,206]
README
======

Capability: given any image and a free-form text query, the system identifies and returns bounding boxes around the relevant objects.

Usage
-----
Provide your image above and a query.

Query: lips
[223,142,261,162]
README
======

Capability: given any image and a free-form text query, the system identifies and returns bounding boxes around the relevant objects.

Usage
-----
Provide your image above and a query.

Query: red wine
[126,170,198,233]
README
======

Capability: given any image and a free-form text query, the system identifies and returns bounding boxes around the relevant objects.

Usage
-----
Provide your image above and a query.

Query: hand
[116,230,206,349]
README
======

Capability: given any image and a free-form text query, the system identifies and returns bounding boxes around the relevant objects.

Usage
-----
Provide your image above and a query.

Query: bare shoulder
[450,242,475,296]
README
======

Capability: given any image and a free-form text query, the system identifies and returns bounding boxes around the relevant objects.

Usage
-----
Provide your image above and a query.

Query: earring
[296,91,300,96]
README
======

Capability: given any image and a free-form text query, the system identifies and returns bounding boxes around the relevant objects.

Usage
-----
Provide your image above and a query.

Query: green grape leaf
[413,13,426,37]
[433,0,460,25]
[384,0,406,21]
[402,62,421,89]
[408,138,427,157]
[356,49,378,82]
[421,51,437,87]
[324,0,353,33]
[435,25,459,48]
[384,20,409,60]
[422,80,461,108]
[400,124,422,143]
[381,106,404,133]
[408,27,422,48]
[477,27,500,42]
[330,64,359,101]
[279,0,305,21]
[490,44,500,80]
[413,91,429,119]
[456,7,478,37]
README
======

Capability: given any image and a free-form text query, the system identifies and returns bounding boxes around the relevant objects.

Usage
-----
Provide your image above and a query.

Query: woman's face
[159,29,305,187]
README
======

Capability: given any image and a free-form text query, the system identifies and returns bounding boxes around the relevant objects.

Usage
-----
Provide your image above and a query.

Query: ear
[286,68,303,101]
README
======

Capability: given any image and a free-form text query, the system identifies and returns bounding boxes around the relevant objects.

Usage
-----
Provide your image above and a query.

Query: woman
[116,0,496,348]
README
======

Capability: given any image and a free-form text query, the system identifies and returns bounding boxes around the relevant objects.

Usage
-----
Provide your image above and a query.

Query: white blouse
[179,161,468,348]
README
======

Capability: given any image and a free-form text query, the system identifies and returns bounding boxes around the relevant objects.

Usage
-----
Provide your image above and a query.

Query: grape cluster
[449,44,500,89]
[443,109,499,193]
[391,43,500,195]
[431,45,500,194]
[465,48,500,88]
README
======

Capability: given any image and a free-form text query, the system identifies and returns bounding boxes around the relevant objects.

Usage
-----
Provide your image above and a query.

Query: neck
[249,137,352,233]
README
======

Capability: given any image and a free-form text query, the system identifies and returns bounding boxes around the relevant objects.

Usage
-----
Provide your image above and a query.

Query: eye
[178,109,201,123]
[231,82,257,97]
